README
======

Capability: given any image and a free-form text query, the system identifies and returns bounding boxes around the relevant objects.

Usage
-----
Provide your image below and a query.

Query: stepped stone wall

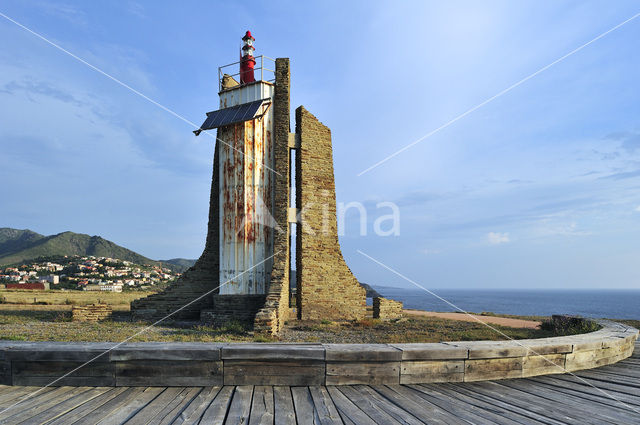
[203,295,266,327]
[130,142,221,321]
[373,297,403,320]
[254,58,292,335]
[295,106,367,321]
[72,304,112,322]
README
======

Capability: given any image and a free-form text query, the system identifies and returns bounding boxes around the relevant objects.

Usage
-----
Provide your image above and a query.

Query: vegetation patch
[540,315,601,336]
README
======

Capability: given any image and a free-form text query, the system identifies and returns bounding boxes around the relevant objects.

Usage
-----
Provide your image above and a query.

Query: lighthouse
[132,32,366,332]
[196,31,275,297]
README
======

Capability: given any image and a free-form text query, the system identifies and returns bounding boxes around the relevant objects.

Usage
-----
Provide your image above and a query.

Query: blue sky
[1,1,639,289]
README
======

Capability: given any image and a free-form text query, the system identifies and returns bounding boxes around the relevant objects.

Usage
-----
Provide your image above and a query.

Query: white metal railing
[218,55,276,92]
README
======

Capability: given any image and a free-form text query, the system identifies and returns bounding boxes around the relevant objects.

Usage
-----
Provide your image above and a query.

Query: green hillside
[0,228,45,254]
[0,229,162,268]
[160,258,197,273]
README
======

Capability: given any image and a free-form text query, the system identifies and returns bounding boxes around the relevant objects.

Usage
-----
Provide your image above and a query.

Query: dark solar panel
[196,99,268,134]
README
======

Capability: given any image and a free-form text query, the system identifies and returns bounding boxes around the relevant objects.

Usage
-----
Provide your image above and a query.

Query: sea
[371,287,640,320]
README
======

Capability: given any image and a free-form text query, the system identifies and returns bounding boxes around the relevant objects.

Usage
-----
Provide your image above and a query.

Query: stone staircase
[130,281,215,321]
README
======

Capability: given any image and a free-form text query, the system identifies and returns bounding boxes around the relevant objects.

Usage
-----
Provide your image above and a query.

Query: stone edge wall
[71,304,112,322]
[373,297,403,320]
[295,106,367,321]
[1,320,635,386]
[254,58,291,335]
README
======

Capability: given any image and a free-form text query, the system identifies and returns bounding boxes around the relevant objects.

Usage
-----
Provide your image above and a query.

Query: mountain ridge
[0,228,192,272]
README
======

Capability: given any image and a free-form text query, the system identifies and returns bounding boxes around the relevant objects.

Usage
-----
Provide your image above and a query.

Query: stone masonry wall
[130,142,220,320]
[254,58,291,334]
[295,106,366,321]
[72,304,112,322]
[202,295,266,328]
[373,297,403,320]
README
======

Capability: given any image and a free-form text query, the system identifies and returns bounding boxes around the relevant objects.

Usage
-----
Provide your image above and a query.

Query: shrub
[221,320,248,334]
[540,315,600,336]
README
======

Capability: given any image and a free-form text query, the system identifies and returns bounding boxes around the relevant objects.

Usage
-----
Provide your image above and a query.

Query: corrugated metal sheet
[219,81,274,109]
[218,82,274,295]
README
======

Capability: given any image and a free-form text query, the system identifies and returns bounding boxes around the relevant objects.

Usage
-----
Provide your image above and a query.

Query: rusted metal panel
[219,82,274,109]
[218,82,274,295]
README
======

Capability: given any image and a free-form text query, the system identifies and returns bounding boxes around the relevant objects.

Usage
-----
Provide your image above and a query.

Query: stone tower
[131,34,365,334]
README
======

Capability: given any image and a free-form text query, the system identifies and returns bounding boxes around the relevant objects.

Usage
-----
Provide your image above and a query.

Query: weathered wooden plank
[291,387,318,424]
[324,344,401,362]
[62,387,148,424]
[0,386,74,414]
[390,343,468,361]
[576,369,640,389]
[498,379,640,424]
[400,360,464,384]
[152,387,203,425]
[372,385,465,425]
[326,385,378,425]
[529,376,640,412]
[486,380,628,425]
[116,360,223,386]
[249,385,274,425]
[0,386,54,408]
[551,373,640,398]
[566,345,632,371]
[336,385,404,425]
[326,362,399,385]
[521,353,566,377]
[444,341,527,359]
[225,385,253,425]
[223,344,324,360]
[16,387,109,425]
[11,360,115,386]
[0,362,10,386]
[225,360,325,386]
[464,381,593,424]
[1,342,115,362]
[94,387,165,425]
[273,386,296,425]
[463,357,523,382]
[111,342,223,361]
[120,387,185,425]
[0,386,87,424]
[405,384,526,425]
[173,386,221,425]
[45,387,129,425]
[199,386,235,424]
[309,386,342,425]
[435,383,568,425]
[350,385,424,425]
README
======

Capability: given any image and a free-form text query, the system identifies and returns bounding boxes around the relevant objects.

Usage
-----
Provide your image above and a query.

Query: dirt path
[404,309,541,329]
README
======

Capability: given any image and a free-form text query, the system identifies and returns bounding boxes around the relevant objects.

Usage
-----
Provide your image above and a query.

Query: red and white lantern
[240,30,256,84]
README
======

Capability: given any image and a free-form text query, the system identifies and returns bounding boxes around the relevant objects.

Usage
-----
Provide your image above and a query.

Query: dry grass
[0,290,622,344]
[0,289,154,308]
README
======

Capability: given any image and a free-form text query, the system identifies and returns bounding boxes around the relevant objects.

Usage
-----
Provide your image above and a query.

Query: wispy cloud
[487,232,510,245]
[532,221,591,238]
[600,169,640,181]
[38,2,88,27]
[422,248,442,255]
[635,206,640,213]
[607,131,640,153]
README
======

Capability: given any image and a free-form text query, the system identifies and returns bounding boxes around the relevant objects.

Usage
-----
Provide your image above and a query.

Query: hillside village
[0,255,179,292]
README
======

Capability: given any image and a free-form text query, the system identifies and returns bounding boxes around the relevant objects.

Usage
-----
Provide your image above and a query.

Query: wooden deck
[0,340,637,424]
